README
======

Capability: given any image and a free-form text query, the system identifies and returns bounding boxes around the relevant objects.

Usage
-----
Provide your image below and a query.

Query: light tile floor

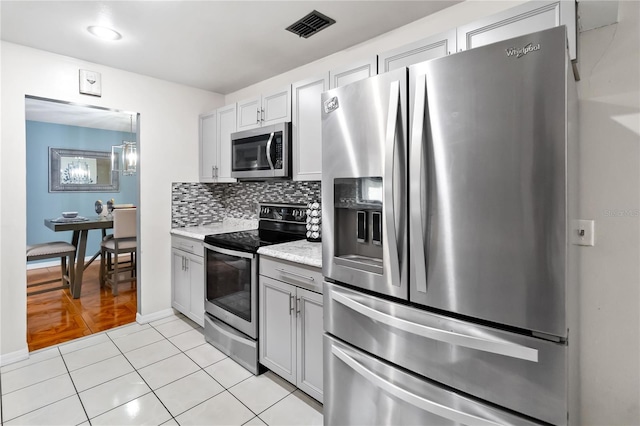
[0,314,323,426]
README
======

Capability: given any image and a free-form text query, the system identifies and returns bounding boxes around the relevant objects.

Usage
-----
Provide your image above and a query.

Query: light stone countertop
[170,218,258,240]
[258,239,322,269]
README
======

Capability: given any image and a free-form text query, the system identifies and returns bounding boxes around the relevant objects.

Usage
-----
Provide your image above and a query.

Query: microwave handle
[266,132,275,170]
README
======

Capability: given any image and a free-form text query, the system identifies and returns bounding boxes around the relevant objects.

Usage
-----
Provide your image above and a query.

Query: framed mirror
[49,147,119,192]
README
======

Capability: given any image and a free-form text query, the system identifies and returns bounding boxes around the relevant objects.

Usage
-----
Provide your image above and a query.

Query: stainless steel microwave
[230,122,291,179]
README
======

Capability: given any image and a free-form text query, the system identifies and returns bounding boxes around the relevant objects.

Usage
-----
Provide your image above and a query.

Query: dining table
[44,216,113,298]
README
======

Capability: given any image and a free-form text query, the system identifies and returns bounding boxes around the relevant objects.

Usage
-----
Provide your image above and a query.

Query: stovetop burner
[204,228,304,252]
[204,203,308,253]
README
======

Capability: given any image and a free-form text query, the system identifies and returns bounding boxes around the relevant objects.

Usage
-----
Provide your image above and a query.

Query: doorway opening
[25,95,141,351]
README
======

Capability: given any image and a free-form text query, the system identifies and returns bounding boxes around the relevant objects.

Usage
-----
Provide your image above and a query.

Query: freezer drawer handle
[332,345,502,426]
[332,290,538,362]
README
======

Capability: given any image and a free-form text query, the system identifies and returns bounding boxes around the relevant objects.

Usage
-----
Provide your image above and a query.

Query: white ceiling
[9,1,617,131]
[1,0,460,95]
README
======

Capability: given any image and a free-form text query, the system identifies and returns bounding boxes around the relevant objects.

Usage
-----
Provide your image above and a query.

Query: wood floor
[26,262,137,352]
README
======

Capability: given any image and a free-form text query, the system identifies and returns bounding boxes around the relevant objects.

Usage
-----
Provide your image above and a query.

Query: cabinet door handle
[261,108,265,122]
[181,256,185,271]
[289,294,294,315]
[211,165,215,178]
[185,258,189,271]
[296,297,301,316]
[276,268,315,282]
[256,109,260,124]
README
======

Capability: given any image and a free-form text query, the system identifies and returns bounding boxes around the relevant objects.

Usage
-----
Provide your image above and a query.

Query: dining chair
[26,241,76,295]
[100,207,137,296]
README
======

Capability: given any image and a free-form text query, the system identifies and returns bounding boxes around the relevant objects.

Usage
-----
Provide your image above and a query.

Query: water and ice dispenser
[333,177,383,274]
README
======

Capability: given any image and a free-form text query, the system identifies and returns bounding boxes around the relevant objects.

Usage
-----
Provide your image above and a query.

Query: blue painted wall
[26,121,138,264]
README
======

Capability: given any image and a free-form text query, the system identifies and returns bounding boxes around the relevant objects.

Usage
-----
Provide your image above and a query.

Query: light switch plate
[572,219,595,246]
[79,69,102,97]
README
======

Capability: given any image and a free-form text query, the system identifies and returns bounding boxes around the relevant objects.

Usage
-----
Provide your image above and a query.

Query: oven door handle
[204,243,255,260]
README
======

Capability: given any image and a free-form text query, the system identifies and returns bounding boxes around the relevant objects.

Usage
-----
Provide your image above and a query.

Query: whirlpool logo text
[505,42,541,58]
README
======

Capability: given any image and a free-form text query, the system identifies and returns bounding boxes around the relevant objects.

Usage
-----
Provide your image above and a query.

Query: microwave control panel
[274,136,283,169]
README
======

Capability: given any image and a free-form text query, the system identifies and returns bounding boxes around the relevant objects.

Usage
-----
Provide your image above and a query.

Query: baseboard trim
[0,346,29,367]
[136,308,175,324]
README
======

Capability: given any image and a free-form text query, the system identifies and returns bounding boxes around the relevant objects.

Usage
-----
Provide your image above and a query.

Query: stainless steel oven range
[203,203,307,374]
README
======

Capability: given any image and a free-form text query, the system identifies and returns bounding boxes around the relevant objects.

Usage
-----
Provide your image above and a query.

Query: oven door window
[206,250,252,322]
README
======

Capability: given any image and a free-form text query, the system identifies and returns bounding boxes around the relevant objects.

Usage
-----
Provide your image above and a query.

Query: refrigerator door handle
[331,289,538,362]
[410,73,428,294]
[331,345,502,426]
[383,80,402,288]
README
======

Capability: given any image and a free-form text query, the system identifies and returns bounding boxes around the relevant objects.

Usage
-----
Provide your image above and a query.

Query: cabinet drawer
[171,235,204,257]
[260,257,323,294]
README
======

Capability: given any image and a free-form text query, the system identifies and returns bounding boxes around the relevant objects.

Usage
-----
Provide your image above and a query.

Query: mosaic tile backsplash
[172,181,321,228]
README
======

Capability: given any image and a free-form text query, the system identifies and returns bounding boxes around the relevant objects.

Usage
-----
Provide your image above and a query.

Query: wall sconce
[112,114,137,176]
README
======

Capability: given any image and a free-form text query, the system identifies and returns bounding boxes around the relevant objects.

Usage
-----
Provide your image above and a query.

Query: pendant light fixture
[112,114,137,176]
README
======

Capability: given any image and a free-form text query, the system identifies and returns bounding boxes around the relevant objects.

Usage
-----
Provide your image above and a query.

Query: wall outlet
[572,219,595,246]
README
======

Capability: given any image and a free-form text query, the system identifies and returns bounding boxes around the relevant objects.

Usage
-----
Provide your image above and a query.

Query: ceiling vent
[286,10,336,39]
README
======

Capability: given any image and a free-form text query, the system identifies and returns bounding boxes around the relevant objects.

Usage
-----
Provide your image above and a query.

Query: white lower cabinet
[259,258,323,402]
[171,235,205,327]
[295,287,323,400]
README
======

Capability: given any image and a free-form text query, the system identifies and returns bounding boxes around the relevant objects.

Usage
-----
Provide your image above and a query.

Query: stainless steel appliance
[230,122,291,179]
[203,203,307,373]
[321,26,579,425]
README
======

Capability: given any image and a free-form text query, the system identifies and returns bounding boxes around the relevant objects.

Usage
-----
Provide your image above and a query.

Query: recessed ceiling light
[87,26,122,41]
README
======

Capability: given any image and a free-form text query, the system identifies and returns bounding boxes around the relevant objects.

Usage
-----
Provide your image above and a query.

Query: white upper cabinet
[378,29,456,73]
[329,57,377,89]
[237,85,291,131]
[457,1,577,61]
[199,104,236,183]
[262,87,292,126]
[216,103,237,182]
[236,96,261,131]
[199,111,217,182]
[292,74,329,181]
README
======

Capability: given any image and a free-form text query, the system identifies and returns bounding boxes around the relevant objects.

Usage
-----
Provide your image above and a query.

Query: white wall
[0,42,224,361]
[225,1,640,424]
[576,1,640,424]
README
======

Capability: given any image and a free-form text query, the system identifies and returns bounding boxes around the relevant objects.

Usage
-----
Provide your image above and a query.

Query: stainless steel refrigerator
[321,26,579,425]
